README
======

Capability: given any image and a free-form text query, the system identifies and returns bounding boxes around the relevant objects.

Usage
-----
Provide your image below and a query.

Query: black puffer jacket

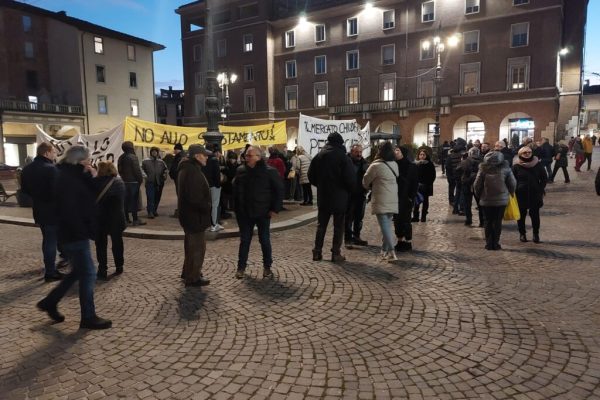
[414,159,436,197]
[349,154,369,196]
[202,155,221,188]
[554,144,569,167]
[445,138,467,181]
[117,147,143,183]
[20,156,58,225]
[177,158,212,233]
[94,176,126,234]
[512,158,547,209]
[233,160,284,218]
[396,157,418,222]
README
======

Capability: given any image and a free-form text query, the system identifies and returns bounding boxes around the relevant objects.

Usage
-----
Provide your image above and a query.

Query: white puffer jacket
[362,160,398,215]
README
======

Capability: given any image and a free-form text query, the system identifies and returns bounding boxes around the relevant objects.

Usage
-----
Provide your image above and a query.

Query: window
[176,104,184,117]
[422,1,435,22]
[96,65,105,83]
[195,71,205,88]
[244,64,254,82]
[420,81,434,97]
[285,85,298,110]
[417,69,435,97]
[346,50,359,70]
[383,10,395,29]
[381,44,395,65]
[129,72,137,88]
[347,17,358,36]
[98,95,107,114]
[244,89,256,112]
[507,56,530,90]
[243,34,253,52]
[24,42,34,58]
[239,3,259,19]
[285,30,295,48]
[217,39,227,57]
[25,70,38,90]
[22,15,31,32]
[465,0,479,14]
[380,74,395,101]
[315,55,327,74]
[314,82,328,108]
[130,99,139,117]
[513,0,529,5]
[420,40,433,60]
[511,22,529,47]
[286,60,297,78]
[315,24,326,42]
[345,78,360,104]
[127,44,136,61]
[214,10,231,25]
[193,44,202,62]
[195,94,205,116]
[94,36,104,54]
[460,63,480,94]
[463,31,479,53]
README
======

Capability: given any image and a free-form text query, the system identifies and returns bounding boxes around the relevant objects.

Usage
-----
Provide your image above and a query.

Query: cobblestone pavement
[1,163,600,399]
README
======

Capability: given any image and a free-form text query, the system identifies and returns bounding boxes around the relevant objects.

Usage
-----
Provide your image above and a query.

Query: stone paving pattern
[1,161,600,399]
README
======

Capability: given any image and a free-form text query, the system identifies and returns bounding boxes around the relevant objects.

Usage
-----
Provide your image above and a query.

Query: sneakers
[387,250,398,263]
[37,299,65,323]
[210,224,225,232]
[380,250,389,260]
[80,315,112,330]
[263,268,273,278]
[44,271,65,283]
[185,277,210,287]
[312,250,322,261]
[331,253,346,263]
[235,269,245,279]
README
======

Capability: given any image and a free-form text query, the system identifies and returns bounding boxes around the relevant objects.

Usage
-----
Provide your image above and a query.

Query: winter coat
[596,168,600,196]
[177,158,212,233]
[221,160,239,194]
[512,157,547,209]
[362,160,398,215]
[169,152,184,181]
[554,144,569,167]
[473,151,516,207]
[501,147,515,167]
[459,156,482,187]
[233,160,284,219]
[201,155,221,188]
[349,155,370,196]
[414,160,436,197]
[396,158,419,222]
[94,176,126,234]
[142,157,168,186]
[573,140,584,155]
[583,137,593,154]
[540,142,555,161]
[117,150,143,183]
[267,156,286,179]
[292,154,311,184]
[308,143,355,214]
[55,163,97,244]
[445,142,466,181]
[20,156,58,225]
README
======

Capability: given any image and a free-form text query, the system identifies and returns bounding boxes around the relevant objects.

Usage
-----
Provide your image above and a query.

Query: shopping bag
[503,194,520,221]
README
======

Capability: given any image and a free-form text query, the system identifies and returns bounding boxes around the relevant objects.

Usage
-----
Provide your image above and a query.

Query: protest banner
[297,114,370,158]
[36,127,81,161]
[78,125,124,167]
[218,121,287,151]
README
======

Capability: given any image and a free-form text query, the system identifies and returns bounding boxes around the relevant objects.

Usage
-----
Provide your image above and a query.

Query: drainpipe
[81,32,90,135]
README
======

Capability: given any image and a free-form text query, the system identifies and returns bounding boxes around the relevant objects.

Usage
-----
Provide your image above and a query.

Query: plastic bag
[503,194,520,221]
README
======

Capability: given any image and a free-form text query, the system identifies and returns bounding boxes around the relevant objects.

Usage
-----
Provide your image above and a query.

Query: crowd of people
[20,129,598,329]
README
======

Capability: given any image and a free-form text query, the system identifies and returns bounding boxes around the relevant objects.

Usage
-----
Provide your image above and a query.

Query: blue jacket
[20,156,58,225]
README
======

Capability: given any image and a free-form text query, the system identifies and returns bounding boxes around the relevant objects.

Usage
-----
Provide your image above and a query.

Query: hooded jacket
[473,151,516,207]
[512,156,547,209]
[445,138,467,181]
[177,157,212,233]
[117,143,143,183]
[415,156,436,197]
[142,147,168,185]
[20,155,58,225]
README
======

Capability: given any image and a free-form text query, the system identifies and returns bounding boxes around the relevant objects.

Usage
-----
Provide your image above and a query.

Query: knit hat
[174,143,183,151]
[327,132,344,146]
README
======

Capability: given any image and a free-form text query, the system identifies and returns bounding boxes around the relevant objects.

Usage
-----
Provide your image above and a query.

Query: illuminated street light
[365,2,373,10]
[217,72,237,121]
[559,48,569,56]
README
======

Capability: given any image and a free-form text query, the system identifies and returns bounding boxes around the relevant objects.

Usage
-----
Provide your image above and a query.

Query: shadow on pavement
[243,275,303,301]
[177,286,208,321]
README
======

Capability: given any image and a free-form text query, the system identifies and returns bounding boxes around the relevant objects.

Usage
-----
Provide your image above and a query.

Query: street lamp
[422,34,460,158]
[217,72,237,121]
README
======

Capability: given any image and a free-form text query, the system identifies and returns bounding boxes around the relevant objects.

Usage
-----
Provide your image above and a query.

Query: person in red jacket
[267,147,286,178]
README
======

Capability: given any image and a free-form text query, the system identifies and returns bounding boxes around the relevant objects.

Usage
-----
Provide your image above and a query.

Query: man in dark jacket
[117,141,145,226]
[21,142,65,282]
[439,141,451,175]
[178,144,212,287]
[394,146,419,252]
[345,144,369,248]
[142,147,168,219]
[445,137,467,211]
[308,132,355,262]
[37,146,112,330]
[458,147,483,226]
[233,146,283,279]
[170,143,185,217]
[202,144,223,232]
[539,137,555,178]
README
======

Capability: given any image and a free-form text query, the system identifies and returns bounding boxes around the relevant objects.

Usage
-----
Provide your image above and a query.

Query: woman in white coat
[362,142,399,261]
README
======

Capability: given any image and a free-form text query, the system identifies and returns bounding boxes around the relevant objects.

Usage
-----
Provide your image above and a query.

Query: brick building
[177,0,588,147]
[156,86,185,126]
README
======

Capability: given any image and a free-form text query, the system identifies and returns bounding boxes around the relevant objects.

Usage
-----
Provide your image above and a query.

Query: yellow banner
[124,117,287,152]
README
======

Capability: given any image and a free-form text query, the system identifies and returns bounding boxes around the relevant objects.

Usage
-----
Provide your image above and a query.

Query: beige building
[0,0,164,165]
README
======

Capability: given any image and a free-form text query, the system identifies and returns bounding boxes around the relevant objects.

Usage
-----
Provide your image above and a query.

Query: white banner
[36,127,81,162]
[297,114,370,158]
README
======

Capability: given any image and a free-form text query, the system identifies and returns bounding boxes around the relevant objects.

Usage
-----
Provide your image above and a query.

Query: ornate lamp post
[202,0,223,152]
[217,71,238,121]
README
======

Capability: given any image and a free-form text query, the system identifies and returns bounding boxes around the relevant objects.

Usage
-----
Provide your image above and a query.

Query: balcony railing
[331,96,451,115]
[0,99,83,115]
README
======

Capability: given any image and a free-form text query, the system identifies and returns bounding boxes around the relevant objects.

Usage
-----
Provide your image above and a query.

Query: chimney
[57,11,67,16]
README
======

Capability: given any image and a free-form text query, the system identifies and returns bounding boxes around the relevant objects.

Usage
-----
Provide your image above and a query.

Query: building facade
[0,0,164,165]
[178,0,587,148]
[156,86,185,126]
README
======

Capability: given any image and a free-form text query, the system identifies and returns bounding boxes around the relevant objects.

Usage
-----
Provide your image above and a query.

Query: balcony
[330,96,451,116]
[0,99,83,115]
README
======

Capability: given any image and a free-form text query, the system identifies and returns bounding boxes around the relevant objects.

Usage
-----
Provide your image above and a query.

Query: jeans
[182,231,206,283]
[376,213,396,252]
[413,195,430,219]
[210,187,221,226]
[145,183,164,215]
[40,224,58,276]
[237,215,272,269]
[517,207,540,235]
[95,230,124,272]
[453,181,464,214]
[482,206,505,249]
[44,240,96,320]
[124,182,141,221]
[462,185,474,222]
[345,194,366,242]
[302,183,313,204]
[314,210,344,255]
[551,164,570,182]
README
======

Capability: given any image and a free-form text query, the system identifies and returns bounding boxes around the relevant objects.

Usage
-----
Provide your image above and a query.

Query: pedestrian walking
[446,138,467,213]
[292,146,312,205]
[20,142,66,282]
[308,132,355,262]
[513,146,547,243]
[142,147,168,219]
[393,146,418,252]
[412,149,436,222]
[362,142,398,261]
[573,136,585,171]
[117,141,145,226]
[539,137,555,178]
[549,140,570,183]
[439,141,451,175]
[94,161,126,280]
[583,134,593,171]
[233,146,283,279]
[37,146,112,329]
[345,144,370,248]
[458,147,483,226]
[202,144,224,232]
[177,144,212,287]
[473,151,516,251]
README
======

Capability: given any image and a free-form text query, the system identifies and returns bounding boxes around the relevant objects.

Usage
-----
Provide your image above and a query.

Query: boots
[411,210,419,222]
[312,250,323,261]
[520,233,528,242]
[420,212,427,222]
[532,233,540,243]
[331,253,346,263]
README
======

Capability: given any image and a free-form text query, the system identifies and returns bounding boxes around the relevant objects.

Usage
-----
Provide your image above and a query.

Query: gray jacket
[473,151,516,207]
[142,157,168,186]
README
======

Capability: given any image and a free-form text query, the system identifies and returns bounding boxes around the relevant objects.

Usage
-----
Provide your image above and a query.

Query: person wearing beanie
[458,146,483,226]
[117,141,145,226]
[393,146,418,252]
[550,140,570,183]
[308,132,355,262]
[512,146,547,243]
[142,147,168,219]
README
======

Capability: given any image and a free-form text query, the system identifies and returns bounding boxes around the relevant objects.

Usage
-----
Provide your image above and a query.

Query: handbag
[287,169,296,179]
[503,194,521,221]
[96,177,116,204]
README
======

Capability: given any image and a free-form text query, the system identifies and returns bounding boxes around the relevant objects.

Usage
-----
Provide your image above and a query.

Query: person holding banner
[118,141,145,226]
[142,147,168,219]
[308,132,355,262]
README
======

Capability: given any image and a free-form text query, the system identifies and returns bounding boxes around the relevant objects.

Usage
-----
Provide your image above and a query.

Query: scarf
[516,155,539,168]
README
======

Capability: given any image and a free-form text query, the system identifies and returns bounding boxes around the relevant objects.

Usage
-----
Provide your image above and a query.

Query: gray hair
[246,145,263,157]
[62,145,90,165]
